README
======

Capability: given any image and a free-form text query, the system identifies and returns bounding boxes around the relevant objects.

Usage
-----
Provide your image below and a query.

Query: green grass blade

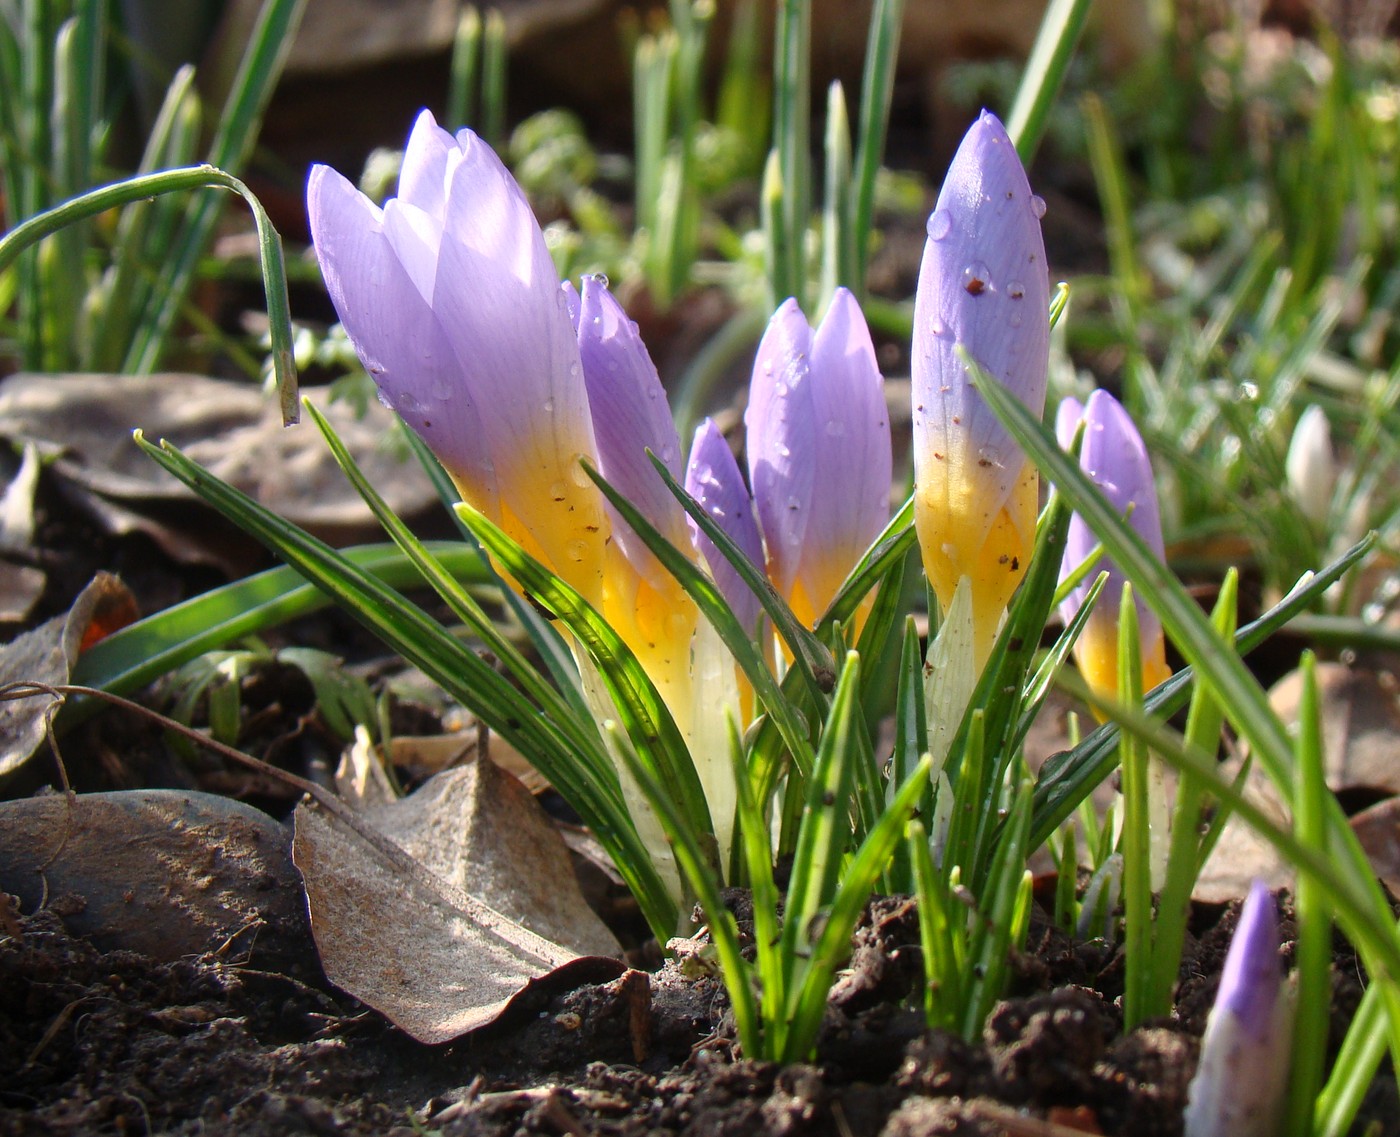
[1005,0,1094,164]
[848,0,902,295]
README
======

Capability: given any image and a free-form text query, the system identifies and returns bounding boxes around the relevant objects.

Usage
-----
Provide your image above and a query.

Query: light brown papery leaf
[0,573,135,778]
[1352,797,1400,900]
[292,791,622,1044]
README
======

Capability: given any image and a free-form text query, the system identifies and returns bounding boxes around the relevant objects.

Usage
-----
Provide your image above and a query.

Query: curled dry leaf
[292,761,624,1044]
[0,572,136,778]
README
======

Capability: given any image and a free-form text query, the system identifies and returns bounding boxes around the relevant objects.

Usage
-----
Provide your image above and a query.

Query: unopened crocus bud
[911,110,1050,667]
[1057,390,1171,702]
[685,419,766,634]
[1184,881,1292,1137]
[1285,404,1335,530]
[746,287,891,630]
[308,109,609,605]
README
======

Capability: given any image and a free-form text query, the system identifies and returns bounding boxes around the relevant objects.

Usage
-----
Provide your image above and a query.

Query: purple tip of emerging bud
[1217,880,1283,1041]
[686,419,765,633]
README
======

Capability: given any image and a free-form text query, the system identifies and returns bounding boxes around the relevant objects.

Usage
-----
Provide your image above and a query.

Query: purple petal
[575,275,692,586]
[307,161,499,518]
[911,109,1050,574]
[1216,881,1283,1041]
[746,298,817,600]
[1057,390,1165,648]
[801,287,891,612]
[686,419,765,632]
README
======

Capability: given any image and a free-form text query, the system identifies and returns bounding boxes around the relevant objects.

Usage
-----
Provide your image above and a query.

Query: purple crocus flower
[685,418,766,634]
[911,109,1049,666]
[1056,390,1171,701]
[1183,881,1291,1137]
[567,275,697,688]
[745,287,891,629]
[307,109,609,605]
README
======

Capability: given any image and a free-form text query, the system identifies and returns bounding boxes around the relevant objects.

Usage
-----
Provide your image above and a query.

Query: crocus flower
[685,418,766,635]
[1056,390,1171,702]
[307,109,609,606]
[567,275,698,702]
[1183,881,1291,1137]
[911,110,1049,667]
[746,287,891,630]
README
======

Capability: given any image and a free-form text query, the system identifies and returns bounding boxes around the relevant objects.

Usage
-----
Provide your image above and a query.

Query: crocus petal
[747,298,816,605]
[308,110,609,604]
[1057,390,1170,699]
[1285,404,1335,528]
[912,109,1049,662]
[801,287,892,618]
[307,161,499,520]
[1183,881,1290,1137]
[686,418,765,633]
[573,275,691,588]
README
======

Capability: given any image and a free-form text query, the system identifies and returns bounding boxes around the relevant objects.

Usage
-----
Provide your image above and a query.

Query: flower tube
[746,287,891,630]
[685,418,766,635]
[1183,881,1291,1137]
[307,109,609,605]
[1056,390,1171,702]
[911,110,1049,666]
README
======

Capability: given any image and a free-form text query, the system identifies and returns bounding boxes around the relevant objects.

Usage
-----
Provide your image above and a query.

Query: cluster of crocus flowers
[685,289,892,637]
[1183,880,1292,1137]
[1055,389,1172,703]
[911,110,1050,668]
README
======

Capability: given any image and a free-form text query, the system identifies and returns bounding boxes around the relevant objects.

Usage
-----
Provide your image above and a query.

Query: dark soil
[3,878,1396,1137]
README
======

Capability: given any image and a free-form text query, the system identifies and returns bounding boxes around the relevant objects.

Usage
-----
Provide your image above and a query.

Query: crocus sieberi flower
[1056,390,1171,703]
[1285,404,1335,530]
[308,110,610,605]
[566,274,698,702]
[1183,880,1292,1137]
[912,110,1050,667]
[685,417,766,635]
[746,288,891,631]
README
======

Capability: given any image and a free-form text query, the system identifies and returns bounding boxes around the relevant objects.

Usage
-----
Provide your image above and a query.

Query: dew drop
[775,443,791,458]
[568,456,593,487]
[588,271,610,289]
[926,209,952,240]
[548,480,569,502]
[824,419,844,437]
[1009,311,1022,329]
[1238,382,1260,402]
[566,539,589,563]
[940,542,959,560]
[962,262,991,296]
[542,398,555,413]
[1030,194,1047,219]
[1006,280,1026,300]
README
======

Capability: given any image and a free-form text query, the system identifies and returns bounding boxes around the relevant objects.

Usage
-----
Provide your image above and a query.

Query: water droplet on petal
[927,209,952,240]
[962,262,991,296]
[1030,194,1047,219]
[825,419,844,437]
[549,480,569,502]
[566,539,589,563]
[568,456,593,487]
[588,271,610,289]
[1006,281,1025,300]
[542,398,555,413]
[775,443,791,458]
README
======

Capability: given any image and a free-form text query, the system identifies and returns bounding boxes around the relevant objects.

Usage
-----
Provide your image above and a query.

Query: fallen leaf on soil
[0,372,439,564]
[0,573,136,777]
[363,758,621,958]
[1351,797,1400,899]
[1196,662,1400,901]
[293,784,624,1044]
[0,788,315,972]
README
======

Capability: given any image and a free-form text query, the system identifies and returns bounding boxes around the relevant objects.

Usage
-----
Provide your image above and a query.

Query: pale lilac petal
[1057,389,1165,645]
[686,419,764,632]
[575,275,691,585]
[1055,396,1084,451]
[746,298,816,598]
[912,109,1050,556]
[396,109,458,219]
[802,286,891,607]
[307,162,498,517]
